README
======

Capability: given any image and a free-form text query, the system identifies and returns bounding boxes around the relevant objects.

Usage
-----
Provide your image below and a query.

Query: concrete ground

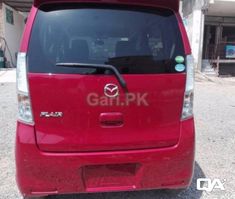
[0,69,235,199]
[0,69,16,83]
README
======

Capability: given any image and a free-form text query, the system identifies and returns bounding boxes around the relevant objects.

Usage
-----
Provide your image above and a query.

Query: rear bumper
[15,118,195,197]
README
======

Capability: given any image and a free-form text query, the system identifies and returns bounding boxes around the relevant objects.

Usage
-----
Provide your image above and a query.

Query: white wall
[0,4,4,38]
[208,0,235,16]
[2,3,25,67]
[182,0,205,71]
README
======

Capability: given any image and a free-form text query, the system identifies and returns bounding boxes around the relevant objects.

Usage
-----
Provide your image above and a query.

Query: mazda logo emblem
[104,84,119,98]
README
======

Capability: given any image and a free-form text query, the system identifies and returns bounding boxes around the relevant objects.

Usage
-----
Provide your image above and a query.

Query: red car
[16,0,195,198]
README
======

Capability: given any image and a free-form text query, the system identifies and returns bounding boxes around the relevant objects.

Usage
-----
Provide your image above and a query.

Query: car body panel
[29,73,185,152]
[16,118,195,197]
[16,0,195,197]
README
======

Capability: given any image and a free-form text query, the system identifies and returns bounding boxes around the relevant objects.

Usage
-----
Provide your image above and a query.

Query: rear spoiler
[34,0,179,12]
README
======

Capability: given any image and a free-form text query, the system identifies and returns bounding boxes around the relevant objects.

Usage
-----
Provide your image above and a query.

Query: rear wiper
[56,63,127,88]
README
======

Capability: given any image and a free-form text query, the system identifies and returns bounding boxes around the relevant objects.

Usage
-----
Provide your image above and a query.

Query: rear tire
[23,197,46,199]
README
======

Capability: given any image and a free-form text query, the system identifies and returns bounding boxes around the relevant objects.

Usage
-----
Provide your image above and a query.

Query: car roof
[34,0,179,12]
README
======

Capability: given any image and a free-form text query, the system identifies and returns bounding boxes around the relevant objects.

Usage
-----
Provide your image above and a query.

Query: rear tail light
[16,53,34,124]
[181,55,194,120]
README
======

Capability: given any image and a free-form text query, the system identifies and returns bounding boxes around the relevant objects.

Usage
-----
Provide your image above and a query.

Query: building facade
[182,0,235,76]
[0,2,26,67]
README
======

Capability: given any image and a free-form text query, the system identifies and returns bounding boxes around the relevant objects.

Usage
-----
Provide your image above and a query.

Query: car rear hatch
[27,2,187,152]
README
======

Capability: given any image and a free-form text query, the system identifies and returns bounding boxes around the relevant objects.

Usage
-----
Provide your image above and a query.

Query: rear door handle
[99,113,124,127]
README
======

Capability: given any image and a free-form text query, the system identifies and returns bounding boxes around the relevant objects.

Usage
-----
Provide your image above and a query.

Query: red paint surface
[16,118,195,197]
[20,6,37,52]
[29,74,186,152]
[175,13,191,55]
[16,0,195,197]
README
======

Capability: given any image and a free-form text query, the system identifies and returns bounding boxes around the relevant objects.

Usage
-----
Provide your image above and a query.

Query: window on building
[6,8,14,25]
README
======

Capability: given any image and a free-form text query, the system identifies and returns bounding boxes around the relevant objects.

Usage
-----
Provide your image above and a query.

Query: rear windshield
[28,5,185,74]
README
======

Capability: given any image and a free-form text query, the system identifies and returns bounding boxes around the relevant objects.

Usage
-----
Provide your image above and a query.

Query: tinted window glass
[28,5,185,74]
